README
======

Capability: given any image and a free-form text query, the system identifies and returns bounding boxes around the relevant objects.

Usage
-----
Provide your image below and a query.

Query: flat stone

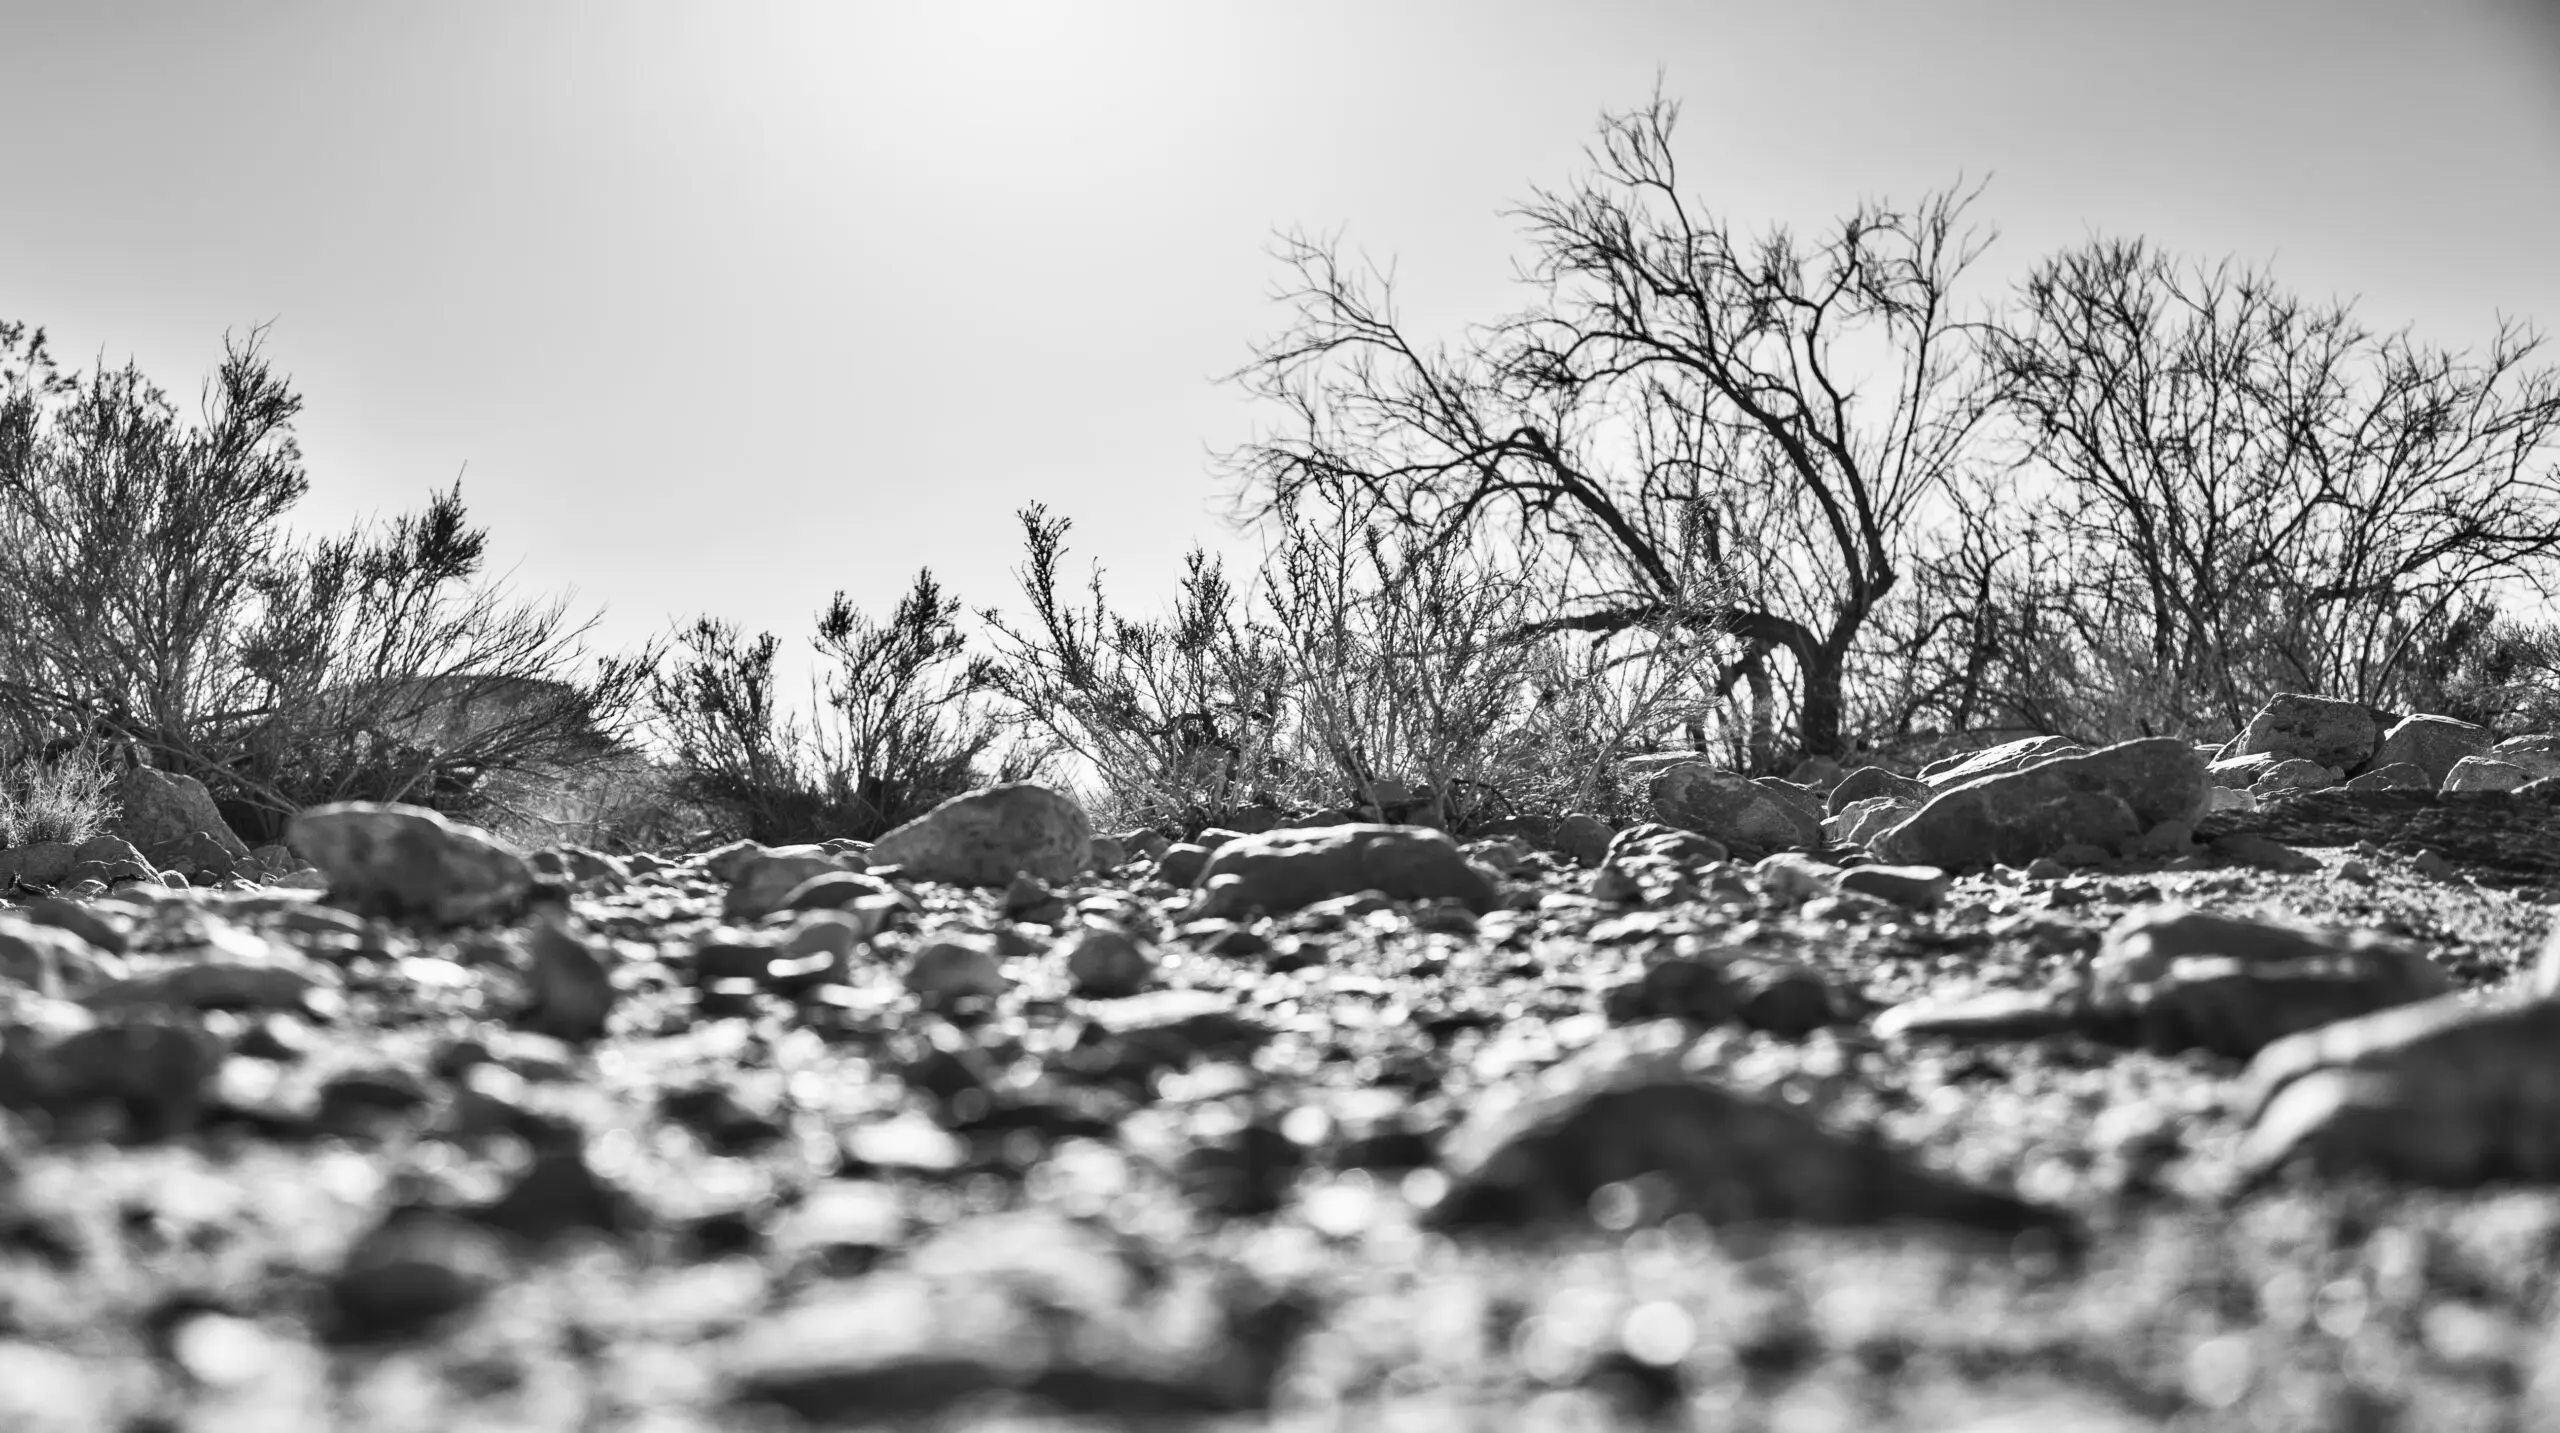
[1188,824,1499,919]
[2342,762,2431,793]
[2240,995,2560,1185]
[2208,832,2321,874]
[1427,1024,2072,1238]
[2092,905,2452,1057]
[2251,758,2341,795]
[286,803,534,927]
[1833,863,1950,910]
[2226,693,2384,775]
[1921,736,2084,788]
[1648,764,1821,855]
[1872,737,2209,870]
[868,783,1092,887]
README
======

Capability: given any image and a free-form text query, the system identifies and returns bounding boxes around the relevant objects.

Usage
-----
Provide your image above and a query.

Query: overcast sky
[5,1,2557,680]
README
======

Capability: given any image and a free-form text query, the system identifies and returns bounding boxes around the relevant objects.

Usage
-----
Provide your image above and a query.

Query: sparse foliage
[0,740,116,848]
[646,570,1019,845]
[1931,240,2560,742]
[1225,92,1999,765]
[0,325,647,839]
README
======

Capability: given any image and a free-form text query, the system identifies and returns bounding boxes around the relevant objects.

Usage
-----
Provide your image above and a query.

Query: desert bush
[0,741,116,848]
[2394,602,2560,735]
[982,504,1307,833]
[646,570,1022,845]
[1923,240,2560,743]
[0,322,648,839]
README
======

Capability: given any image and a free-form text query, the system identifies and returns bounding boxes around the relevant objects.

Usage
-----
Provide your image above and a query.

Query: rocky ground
[5,725,2560,1430]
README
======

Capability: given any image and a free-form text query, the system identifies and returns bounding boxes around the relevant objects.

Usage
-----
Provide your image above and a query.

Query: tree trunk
[1799,646,1848,760]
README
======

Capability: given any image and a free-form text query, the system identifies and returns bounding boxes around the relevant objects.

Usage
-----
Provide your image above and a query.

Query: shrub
[645,570,1024,846]
[982,505,1306,834]
[0,742,116,848]
[0,323,648,840]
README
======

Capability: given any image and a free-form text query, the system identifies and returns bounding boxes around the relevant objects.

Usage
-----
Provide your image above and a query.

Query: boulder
[2224,693,2383,775]
[1648,764,1822,856]
[1827,796,1917,847]
[2488,733,2560,780]
[285,802,534,927]
[722,852,860,921]
[1188,824,1499,919]
[2373,715,2491,787]
[2443,757,2531,793]
[105,766,251,866]
[1871,737,2210,870]
[1827,765,1929,814]
[868,783,1092,888]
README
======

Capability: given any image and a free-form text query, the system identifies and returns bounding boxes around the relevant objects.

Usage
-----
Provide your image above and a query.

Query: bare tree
[1224,92,2000,762]
[1943,239,2560,738]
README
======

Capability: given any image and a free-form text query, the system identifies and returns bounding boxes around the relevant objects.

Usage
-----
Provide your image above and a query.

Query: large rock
[1920,736,2083,788]
[1427,1024,2070,1239]
[2442,757,2531,793]
[2224,693,2383,775]
[2373,715,2491,787]
[2488,733,2560,780]
[106,766,252,866]
[1871,737,2210,870]
[868,783,1092,888]
[1827,765,1929,814]
[1188,824,1499,918]
[286,802,534,927]
[1827,796,1917,847]
[1647,764,1822,856]
[2239,995,2560,1186]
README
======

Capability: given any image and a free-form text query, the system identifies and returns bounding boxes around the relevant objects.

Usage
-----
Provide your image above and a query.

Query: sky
[5,0,2557,691]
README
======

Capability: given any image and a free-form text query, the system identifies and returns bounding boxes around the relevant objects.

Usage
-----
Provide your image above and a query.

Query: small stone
[19,898,128,955]
[327,1211,513,1343]
[723,852,851,921]
[1552,813,1613,868]
[906,934,1010,1003]
[286,803,533,927]
[1063,927,1155,997]
[521,921,614,1043]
